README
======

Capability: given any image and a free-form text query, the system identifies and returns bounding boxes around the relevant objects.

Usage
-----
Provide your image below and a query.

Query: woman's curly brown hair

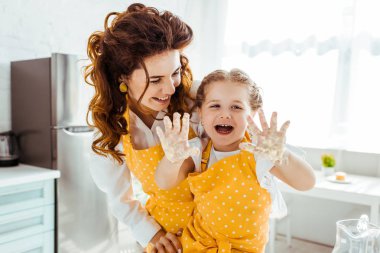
[84,3,194,164]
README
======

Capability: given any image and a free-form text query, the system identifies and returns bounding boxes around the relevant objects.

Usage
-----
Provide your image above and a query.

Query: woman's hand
[156,112,199,163]
[240,109,290,165]
[149,229,183,253]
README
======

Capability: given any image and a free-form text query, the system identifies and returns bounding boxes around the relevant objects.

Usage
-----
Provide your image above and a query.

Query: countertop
[279,170,380,225]
[0,164,60,188]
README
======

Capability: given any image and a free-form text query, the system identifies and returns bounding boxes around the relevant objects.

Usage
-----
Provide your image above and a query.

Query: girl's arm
[270,150,316,191]
[155,156,195,190]
[154,112,199,190]
[240,109,315,191]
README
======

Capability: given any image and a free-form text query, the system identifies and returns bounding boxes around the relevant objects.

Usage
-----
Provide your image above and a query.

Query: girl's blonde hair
[85,3,194,164]
[192,69,263,112]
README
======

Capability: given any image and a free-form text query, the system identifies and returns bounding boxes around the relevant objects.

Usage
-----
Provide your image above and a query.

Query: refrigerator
[11,53,136,252]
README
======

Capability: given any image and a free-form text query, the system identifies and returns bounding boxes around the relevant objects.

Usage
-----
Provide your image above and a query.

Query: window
[222,0,380,153]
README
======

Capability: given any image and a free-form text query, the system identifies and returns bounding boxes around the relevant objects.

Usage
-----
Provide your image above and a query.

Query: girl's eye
[232,105,243,110]
[210,104,220,108]
[150,79,160,84]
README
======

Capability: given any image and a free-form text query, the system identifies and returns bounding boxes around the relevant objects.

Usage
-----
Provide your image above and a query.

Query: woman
[85,3,197,252]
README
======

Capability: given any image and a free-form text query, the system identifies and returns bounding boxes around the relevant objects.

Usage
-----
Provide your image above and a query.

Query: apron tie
[193,237,232,253]
[216,239,232,252]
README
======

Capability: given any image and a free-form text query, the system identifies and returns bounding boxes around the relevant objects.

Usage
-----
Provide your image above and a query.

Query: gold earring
[119,82,128,93]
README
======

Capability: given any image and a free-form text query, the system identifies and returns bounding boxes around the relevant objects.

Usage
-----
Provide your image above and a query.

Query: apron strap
[200,131,252,172]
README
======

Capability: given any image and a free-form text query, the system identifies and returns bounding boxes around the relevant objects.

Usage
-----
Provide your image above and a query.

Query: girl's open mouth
[214,124,234,135]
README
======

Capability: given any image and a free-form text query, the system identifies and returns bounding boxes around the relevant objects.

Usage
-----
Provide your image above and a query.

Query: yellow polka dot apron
[122,107,196,234]
[181,133,272,253]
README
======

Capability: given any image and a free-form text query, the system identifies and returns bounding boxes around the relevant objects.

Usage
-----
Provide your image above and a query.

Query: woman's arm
[270,150,316,191]
[89,144,161,247]
[90,152,185,252]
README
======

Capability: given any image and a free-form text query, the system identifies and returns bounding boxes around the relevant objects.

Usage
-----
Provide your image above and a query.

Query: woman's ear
[198,107,202,118]
[118,74,128,83]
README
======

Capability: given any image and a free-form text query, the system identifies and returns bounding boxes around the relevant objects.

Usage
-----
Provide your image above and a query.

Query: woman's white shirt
[89,110,184,247]
[128,110,166,149]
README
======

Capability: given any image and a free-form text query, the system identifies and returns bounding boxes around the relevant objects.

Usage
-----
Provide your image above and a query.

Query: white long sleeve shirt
[89,109,200,247]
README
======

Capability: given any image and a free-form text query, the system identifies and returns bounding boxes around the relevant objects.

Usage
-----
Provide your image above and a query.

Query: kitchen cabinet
[0,164,60,253]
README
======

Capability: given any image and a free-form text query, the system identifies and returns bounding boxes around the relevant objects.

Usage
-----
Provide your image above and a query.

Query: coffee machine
[0,131,19,167]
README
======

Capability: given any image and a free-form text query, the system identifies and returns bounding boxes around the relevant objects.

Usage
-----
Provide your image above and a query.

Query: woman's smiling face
[127,50,181,113]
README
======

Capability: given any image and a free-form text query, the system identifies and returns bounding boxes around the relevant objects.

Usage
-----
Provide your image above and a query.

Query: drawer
[0,230,54,253]
[0,205,54,244]
[0,180,54,215]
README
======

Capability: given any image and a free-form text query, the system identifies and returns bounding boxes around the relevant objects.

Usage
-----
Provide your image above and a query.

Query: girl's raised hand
[240,109,290,165]
[156,112,199,163]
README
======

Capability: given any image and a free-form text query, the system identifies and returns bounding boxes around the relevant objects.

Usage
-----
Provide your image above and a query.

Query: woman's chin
[151,99,171,110]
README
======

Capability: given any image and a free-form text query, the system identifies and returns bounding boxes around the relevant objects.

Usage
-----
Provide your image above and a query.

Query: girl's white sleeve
[253,144,304,219]
[188,137,203,172]
[254,155,288,219]
[88,144,161,247]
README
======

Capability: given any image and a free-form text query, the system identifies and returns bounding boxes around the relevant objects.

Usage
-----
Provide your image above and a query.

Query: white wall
[0,0,116,131]
[0,0,195,132]
[1,0,379,247]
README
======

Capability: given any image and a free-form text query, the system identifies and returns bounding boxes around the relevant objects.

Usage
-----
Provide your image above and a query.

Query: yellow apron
[182,133,272,253]
[122,107,196,234]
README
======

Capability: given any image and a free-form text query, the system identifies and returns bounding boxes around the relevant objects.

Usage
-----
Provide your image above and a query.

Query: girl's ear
[246,109,257,124]
[250,109,258,118]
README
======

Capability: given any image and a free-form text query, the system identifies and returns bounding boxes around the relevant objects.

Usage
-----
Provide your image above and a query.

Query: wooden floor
[271,235,333,253]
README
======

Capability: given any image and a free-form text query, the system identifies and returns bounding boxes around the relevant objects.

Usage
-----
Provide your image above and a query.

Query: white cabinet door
[0,205,54,244]
[0,231,54,253]
[0,179,55,252]
[0,180,54,215]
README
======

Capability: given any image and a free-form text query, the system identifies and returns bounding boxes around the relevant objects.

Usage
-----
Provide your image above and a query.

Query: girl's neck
[212,139,242,152]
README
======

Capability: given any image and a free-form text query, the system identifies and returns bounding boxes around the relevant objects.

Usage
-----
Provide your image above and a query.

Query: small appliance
[0,131,19,167]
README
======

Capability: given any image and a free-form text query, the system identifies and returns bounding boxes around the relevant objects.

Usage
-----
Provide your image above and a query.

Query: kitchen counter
[0,164,59,252]
[0,164,60,187]
[279,170,380,225]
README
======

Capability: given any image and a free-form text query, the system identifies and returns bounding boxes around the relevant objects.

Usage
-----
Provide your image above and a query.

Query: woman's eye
[210,104,220,108]
[150,79,160,84]
[172,70,180,76]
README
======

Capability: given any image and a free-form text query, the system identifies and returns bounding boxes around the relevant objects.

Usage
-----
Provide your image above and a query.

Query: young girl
[155,69,315,252]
